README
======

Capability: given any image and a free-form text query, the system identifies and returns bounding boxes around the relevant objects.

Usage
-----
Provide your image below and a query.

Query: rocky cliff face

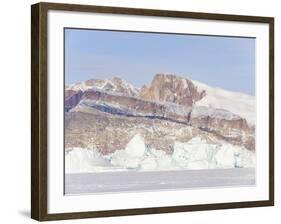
[77,89,191,123]
[65,109,194,154]
[65,74,255,153]
[141,74,206,107]
[65,90,83,111]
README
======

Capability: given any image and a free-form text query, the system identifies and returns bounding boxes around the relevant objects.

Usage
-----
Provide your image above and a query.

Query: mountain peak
[66,76,140,97]
[154,73,186,80]
[110,76,123,82]
[140,73,206,107]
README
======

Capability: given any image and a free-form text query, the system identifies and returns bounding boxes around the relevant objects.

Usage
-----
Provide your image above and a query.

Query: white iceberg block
[110,134,147,169]
[65,147,114,173]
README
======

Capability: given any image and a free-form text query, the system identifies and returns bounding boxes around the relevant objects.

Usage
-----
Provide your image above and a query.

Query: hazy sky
[65,28,255,95]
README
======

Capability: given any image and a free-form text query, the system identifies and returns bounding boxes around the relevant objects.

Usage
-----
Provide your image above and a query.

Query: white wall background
[0,0,279,223]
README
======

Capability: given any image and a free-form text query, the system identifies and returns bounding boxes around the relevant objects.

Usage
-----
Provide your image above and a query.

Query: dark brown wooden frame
[31,2,274,221]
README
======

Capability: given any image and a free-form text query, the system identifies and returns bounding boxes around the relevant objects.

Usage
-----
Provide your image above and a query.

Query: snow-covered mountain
[192,79,255,125]
[65,73,256,173]
[141,74,255,125]
[66,74,255,125]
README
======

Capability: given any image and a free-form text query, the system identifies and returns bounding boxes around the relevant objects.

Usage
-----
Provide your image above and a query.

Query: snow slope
[192,80,255,125]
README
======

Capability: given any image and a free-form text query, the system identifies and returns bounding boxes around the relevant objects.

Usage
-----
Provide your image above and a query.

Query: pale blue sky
[65,28,255,95]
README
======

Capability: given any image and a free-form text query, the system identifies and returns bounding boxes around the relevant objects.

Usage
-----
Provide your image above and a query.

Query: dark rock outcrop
[65,90,83,111]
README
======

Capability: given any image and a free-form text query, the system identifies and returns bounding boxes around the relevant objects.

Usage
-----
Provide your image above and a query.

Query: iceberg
[173,138,255,170]
[65,147,113,173]
[65,135,256,173]
[110,134,147,169]
[172,137,219,169]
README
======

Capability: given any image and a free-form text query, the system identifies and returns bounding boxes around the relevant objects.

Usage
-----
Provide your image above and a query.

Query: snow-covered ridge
[66,76,140,97]
[191,106,241,120]
[65,134,255,173]
[192,79,255,125]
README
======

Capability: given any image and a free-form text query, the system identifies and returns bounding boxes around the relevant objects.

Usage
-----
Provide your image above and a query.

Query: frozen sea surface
[65,168,255,195]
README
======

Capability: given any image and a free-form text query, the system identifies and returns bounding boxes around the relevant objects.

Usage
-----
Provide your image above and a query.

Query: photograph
[64,28,256,195]
[30,2,274,220]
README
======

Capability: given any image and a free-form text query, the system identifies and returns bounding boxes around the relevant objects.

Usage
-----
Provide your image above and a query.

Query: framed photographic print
[31,2,274,221]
